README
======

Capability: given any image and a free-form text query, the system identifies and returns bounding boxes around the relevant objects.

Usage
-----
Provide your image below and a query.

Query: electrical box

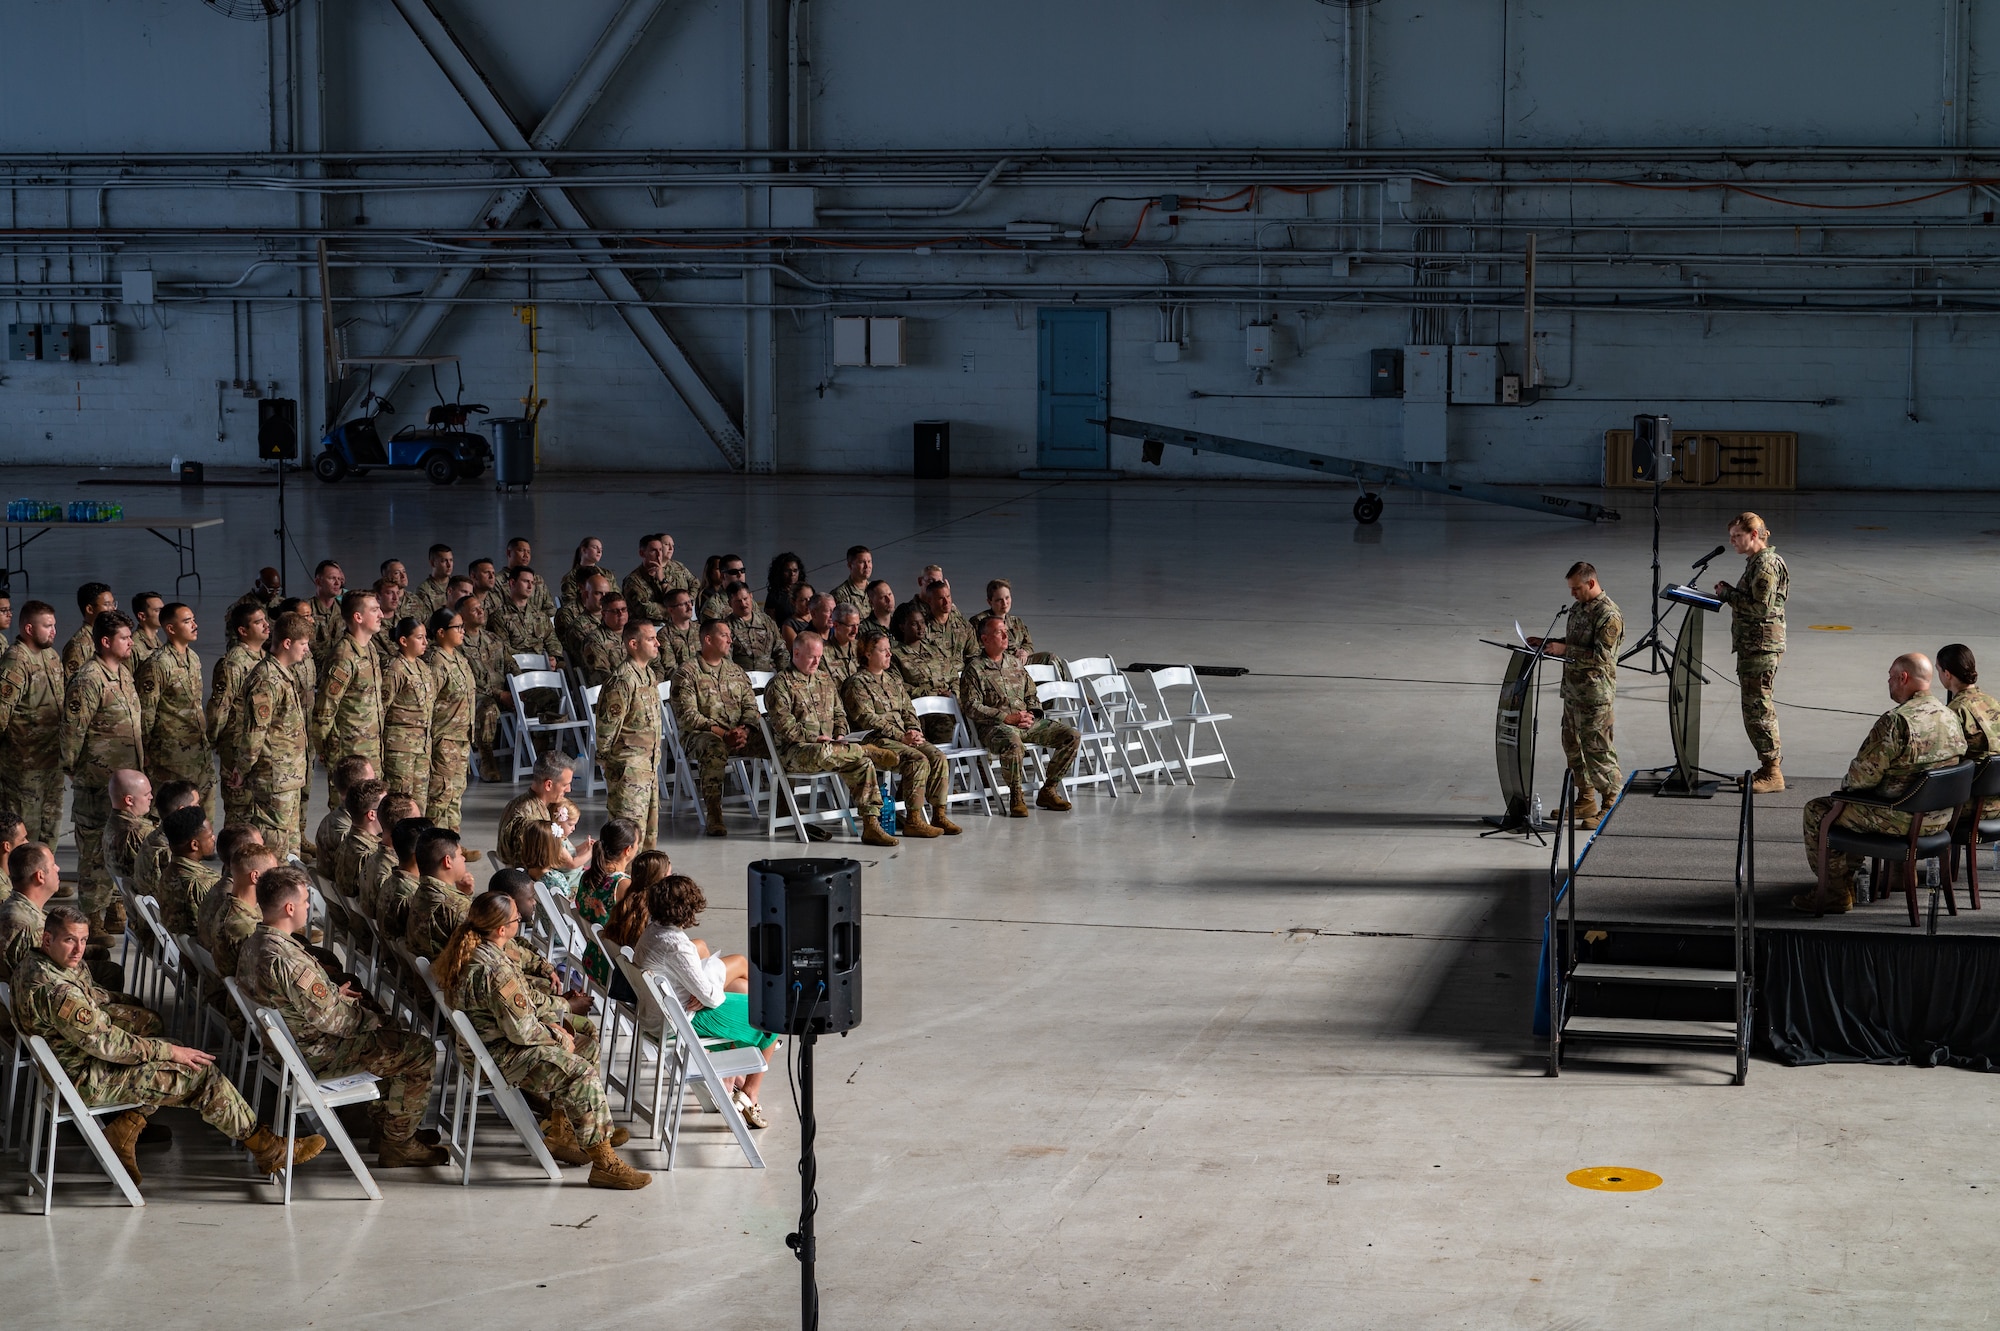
[1402,345,1447,402]
[1500,373,1521,405]
[90,323,118,365]
[1244,323,1274,368]
[1450,345,1499,404]
[121,270,156,305]
[832,317,869,366]
[867,317,906,367]
[770,186,817,229]
[7,323,41,361]
[1153,341,1181,363]
[1369,348,1404,397]
[40,324,82,362]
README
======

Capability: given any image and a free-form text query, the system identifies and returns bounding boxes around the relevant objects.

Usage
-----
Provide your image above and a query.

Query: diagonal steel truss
[341,0,747,468]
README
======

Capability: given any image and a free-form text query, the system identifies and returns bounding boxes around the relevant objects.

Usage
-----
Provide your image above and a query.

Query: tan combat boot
[86,911,117,948]
[375,1131,449,1168]
[1750,760,1785,794]
[540,1108,591,1166]
[1007,789,1031,818]
[587,1141,653,1190]
[103,1109,148,1184]
[703,792,728,837]
[930,808,963,836]
[1569,788,1601,829]
[861,815,899,848]
[899,807,943,839]
[462,847,484,863]
[243,1124,329,1175]
[102,899,128,936]
[1036,783,1072,812]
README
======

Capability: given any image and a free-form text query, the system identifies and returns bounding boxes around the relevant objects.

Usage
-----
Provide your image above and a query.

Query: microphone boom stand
[1618,466,1673,675]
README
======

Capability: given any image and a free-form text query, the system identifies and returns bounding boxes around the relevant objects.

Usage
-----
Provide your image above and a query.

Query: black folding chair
[1944,755,2000,912]
[1819,760,1976,926]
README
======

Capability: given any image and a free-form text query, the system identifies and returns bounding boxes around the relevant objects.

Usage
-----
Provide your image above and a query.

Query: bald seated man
[1798,652,1967,914]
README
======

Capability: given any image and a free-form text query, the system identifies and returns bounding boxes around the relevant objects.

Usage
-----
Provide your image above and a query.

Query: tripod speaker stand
[1619,413,1674,676]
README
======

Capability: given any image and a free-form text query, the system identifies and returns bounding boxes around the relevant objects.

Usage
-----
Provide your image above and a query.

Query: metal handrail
[1733,768,1756,1085]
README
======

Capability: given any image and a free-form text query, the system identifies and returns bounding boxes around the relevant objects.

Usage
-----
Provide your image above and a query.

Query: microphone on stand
[1690,544,1726,573]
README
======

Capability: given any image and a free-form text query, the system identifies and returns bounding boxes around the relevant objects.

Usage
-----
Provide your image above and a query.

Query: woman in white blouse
[634,871,774,1127]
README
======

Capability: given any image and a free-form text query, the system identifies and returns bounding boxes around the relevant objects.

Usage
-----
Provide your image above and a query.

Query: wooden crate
[1603,430,1797,489]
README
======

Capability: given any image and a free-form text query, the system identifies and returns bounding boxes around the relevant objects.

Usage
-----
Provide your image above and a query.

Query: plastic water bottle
[1530,794,1545,827]
[1853,860,1871,902]
[877,776,898,834]
[170,454,180,477]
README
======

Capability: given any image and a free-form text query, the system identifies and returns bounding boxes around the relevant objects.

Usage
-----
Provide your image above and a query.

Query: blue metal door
[1037,308,1109,469]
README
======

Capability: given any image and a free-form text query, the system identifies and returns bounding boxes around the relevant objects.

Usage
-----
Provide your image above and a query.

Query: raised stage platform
[1565,775,2000,1072]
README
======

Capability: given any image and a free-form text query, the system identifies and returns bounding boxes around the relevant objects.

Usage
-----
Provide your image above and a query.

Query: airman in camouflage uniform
[235,626,314,861]
[656,589,702,678]
[405,546,457,626]
[922,582,978,664]
[239,869,447,1166]
[310,593,385,812]
[1800,653,1967,913]
[622,534,697,623]
[832,547,874,618]
[559,536,619,606]
[765,639,897,842]
[1713,513,1789,793]
[207,603,271,830]
[0,602,69,842]
[458,593,510,781]
[1940,644,2000,823]
[13,909,322,1182]
[894,610,964,746]
[62,614,145,926]
[196,860,267,1023]
[427,618,476,832]
[726,583,787,676]
[595,624,664,848]
[405,872,471,959]
[574,597,626,691]
[308,563,347,673]
[135,603,213,821]
[842,628,956,837]
[62,583,117,679]
[961,617,1080,817]
[381,633,436,816]
[158,844,220,941]
[555,573,610,664]
[446,921,646,1188]
[1529,563,1624,830]
[821,606,862,687]
[671,622,767,835]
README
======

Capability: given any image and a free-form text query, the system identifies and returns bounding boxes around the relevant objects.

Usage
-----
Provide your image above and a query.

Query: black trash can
[914,419,949,479]
[489,417,534,489]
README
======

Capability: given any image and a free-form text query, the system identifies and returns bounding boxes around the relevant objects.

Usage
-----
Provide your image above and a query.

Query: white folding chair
[21,1034,145,1213]
[576,683,605,797]
[746,670,775,692]
[1025,662,1059,684]
[639,970,767,1170]
[252,1006,384,1203]
[176,935,235,1057]
[1148,666,1237,778]
[1066,656,1118,683]
[511,652,552,674]
[756,695,857,843]
[546,895,638,1091]
[1085,673,1191,790]
[129,895,191,1031]
[0,981,31,1155]
[606,947,676,1135]
[415,957,565,1186]
[221,977,284,1119]
[910,695,998,816]
[1035,680,1127,798]
[508,668,593,781]
[657,680,699,823]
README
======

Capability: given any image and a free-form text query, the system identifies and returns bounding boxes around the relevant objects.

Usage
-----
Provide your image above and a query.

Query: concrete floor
[2,467,1996,1329]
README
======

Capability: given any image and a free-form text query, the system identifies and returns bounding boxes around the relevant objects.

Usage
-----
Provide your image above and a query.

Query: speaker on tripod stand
[1620,413,1675,674]
[749,858,862,1331]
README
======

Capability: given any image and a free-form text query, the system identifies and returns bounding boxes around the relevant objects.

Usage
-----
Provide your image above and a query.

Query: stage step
[1572,962,1738,988]
[1564,1016,1740,1047]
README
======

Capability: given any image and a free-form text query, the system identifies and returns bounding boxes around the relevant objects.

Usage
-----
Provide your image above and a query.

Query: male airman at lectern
[1526,562,1624,831]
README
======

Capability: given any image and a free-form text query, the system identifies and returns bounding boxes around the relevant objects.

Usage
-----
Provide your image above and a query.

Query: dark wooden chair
[1818,761,1976,926]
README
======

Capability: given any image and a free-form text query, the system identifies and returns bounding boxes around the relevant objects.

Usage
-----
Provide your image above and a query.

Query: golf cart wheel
[423,451,459,486]
[313,451,347,483]
[1353,492,1384,524]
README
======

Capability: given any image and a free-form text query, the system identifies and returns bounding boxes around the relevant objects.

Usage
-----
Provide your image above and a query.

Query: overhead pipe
[818,157,1014,218]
